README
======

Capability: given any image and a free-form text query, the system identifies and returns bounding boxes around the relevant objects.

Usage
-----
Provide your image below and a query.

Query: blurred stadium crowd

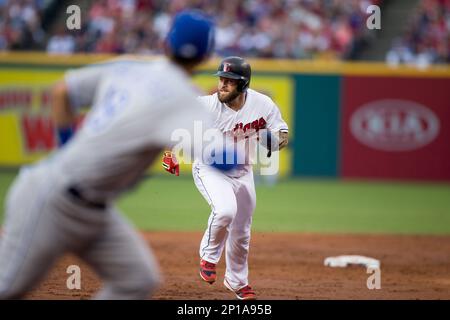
[0,0,46,51]
[0,0,448,64]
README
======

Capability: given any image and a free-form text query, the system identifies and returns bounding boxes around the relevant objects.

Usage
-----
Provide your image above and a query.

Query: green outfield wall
[0,53,449,181]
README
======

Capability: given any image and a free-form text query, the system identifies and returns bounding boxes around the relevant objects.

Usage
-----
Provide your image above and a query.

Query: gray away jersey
[37,59,213,202]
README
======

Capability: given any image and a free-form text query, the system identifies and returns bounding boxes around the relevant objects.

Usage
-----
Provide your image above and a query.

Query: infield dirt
[26,231,450,300]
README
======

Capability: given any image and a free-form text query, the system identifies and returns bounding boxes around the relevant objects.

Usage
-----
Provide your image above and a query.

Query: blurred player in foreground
[0,10,218,299]
[163,56,289,300]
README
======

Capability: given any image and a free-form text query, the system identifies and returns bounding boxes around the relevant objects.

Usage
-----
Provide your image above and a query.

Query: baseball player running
[163,56,289,300]
[0,10,220,299]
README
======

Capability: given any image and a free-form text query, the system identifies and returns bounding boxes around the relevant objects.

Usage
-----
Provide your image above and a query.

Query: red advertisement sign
[341,76,450,181]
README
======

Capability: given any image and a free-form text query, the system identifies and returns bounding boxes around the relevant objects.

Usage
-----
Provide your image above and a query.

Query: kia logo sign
[350,99,440,151]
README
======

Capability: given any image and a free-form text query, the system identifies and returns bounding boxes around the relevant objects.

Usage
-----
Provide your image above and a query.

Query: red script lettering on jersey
[233,117,266,133]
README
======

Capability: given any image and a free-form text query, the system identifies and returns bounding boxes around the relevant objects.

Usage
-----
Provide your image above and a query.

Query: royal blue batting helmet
[167,10,215,61]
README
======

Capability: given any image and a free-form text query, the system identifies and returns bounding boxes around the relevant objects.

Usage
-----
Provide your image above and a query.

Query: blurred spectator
[46,26,75,54]
[386,0,450,66]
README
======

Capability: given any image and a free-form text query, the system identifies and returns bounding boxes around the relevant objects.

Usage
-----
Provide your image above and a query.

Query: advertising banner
[341,76,450,181]
[0,69,63,165]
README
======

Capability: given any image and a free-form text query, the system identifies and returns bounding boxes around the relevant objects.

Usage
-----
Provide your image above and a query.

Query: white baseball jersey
[42,58,214,202]
[196,88,288,177]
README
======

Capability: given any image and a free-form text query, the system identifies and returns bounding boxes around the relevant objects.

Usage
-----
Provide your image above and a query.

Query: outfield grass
[1,170,449,234]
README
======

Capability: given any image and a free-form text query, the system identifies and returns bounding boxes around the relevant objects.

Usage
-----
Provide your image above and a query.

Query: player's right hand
[56,125,75,147]
[258,129,279,158]
[162,151,179,176]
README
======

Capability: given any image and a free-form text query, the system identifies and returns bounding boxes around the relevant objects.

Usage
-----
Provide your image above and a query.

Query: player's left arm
[266,101,289,151]
[278,130,289,150]
[51,64,108,146]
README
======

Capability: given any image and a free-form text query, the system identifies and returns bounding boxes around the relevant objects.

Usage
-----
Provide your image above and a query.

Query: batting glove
[258,129,279,158]
[162,151,179,176]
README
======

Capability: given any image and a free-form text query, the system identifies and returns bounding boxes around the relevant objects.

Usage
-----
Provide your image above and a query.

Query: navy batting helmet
[167,10,215,61]
[214,56,251,92]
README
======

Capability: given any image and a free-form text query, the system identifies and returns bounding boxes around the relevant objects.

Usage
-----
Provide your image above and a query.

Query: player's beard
[218,89,240,104]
